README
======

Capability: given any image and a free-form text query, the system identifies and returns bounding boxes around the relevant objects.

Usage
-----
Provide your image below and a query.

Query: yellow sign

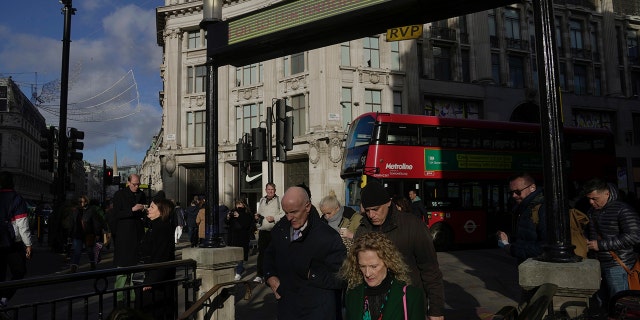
[386,25,423,41]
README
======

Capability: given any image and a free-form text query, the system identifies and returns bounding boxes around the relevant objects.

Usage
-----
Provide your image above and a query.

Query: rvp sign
[386,25,423,41]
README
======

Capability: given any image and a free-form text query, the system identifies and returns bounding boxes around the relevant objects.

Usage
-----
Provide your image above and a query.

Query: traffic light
[275,99,293,162]
[68,127,84,162]
[39,126,57,172]
[251,127,266,161]
[236,133,251,162]
[104,168,113,185]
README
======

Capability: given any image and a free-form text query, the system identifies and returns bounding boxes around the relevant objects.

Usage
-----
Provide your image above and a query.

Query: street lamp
[199,0,224,248]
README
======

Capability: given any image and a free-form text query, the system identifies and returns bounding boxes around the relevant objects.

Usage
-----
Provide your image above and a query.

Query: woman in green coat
[339,232,425,320]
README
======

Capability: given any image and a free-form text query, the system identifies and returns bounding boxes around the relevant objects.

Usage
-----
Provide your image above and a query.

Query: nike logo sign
[246,173,263,183]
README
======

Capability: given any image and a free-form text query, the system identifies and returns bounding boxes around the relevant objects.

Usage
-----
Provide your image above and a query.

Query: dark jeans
[0,241,27,300]
[256,230,271,277]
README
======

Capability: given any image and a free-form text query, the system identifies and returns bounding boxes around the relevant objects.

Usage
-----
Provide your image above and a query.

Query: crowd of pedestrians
[5,167,640,319]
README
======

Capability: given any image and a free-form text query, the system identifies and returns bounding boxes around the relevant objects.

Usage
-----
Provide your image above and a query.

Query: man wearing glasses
[111,174,147,304]
[497,172,547,264]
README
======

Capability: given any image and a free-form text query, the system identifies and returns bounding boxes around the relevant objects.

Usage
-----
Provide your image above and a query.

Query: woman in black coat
[225,199,254,280]
[138,198,176,319]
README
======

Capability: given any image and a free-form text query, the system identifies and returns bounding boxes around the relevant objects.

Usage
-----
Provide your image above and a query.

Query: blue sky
[0,0,163,167]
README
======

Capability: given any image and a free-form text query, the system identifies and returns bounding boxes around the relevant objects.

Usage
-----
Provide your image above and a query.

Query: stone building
[0,77,53,204]
[151,0,640,209]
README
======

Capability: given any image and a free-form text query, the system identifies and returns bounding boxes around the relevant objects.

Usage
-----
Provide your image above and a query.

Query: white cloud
[0,3,162,165]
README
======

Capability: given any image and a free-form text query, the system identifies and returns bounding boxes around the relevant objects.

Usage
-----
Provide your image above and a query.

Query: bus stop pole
[533,0,578,263]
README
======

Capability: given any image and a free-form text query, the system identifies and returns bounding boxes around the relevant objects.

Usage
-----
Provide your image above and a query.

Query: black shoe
[90,263,96,270]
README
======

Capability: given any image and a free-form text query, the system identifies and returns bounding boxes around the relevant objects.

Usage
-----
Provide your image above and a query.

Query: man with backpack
[0,171,32,307]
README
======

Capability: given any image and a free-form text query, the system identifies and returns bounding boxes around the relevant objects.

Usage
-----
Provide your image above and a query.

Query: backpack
[532,204,589,258]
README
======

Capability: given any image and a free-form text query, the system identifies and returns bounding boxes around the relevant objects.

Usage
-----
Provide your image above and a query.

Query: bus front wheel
[430,223,453,251]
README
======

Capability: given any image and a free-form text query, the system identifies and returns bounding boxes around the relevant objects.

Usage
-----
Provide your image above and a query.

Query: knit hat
[360,181,390,208]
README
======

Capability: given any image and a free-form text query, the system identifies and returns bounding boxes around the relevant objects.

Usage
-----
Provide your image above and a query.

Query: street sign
[386,25,423,41]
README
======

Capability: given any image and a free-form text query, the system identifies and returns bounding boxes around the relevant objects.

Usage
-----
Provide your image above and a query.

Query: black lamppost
[57,0,76,203]
[533,0,579,263]
[199,0,225,248]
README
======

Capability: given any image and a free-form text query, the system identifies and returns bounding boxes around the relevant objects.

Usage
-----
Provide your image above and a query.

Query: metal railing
[179,280,255,320]
[0,259,199,320]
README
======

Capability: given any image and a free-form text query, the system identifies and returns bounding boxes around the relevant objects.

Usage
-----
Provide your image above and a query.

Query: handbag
[609,251,640,290]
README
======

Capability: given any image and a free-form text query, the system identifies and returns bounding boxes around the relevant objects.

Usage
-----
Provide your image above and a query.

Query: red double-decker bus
[340,112,616,250]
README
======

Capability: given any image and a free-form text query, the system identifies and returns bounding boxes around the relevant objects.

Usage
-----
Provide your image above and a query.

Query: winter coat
[256,196,284,231]
[588,185,640,269]
[264,210,346,320]
[509,188,546,263]
[195,208,206,239]
[138,216,176,320]
[139,216,176,284]
[111,188,147,267]
[225,207,253,249]
[355,206,444,317]
[345,277,425,320]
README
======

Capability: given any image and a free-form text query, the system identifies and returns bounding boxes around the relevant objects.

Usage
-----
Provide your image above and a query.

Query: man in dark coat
[355,180,445,320]
[497,173,546,263]
[264,186,346,320]
[111,174,147,304]
[111,174,147,267]
[584,179,640,310]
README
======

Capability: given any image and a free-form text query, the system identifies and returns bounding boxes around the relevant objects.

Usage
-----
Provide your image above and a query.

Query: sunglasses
[508,184,532,196]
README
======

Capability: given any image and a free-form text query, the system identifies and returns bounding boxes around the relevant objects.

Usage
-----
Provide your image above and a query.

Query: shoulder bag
[609,251,640,290]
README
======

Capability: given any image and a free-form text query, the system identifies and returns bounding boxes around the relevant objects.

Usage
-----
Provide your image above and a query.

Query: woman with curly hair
[339,232,425,320]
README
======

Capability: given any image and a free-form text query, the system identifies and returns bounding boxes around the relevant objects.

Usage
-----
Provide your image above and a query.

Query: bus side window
[421,127,440,146]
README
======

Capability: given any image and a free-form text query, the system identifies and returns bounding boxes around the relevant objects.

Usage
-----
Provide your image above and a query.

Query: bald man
[264,187,346,320]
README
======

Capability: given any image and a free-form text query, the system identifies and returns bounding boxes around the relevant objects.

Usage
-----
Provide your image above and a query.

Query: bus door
[424,181,487,250]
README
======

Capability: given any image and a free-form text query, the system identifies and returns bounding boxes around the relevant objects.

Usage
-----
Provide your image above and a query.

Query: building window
[570,19,586,58]
[505,8,521,40]
[628,30,639,66]
[341,88,352,129]
[573,109,613,130]
[531,57,538,87]
[590,22,600,61]
[0,86,7,112]
[290,94,306,137]
[235,103,262,140]
[187,65,206,93]
[390,42,400,70]
[594,67,602,96]
[187,30,201,49]
[488,10,498,48]
[340,42,351,66]
[424,97,481,119]
[491,53,501,84]
[555,16,564,56]
[364,89,382,113]
[633,113,640,145]
[508,55,524,88]
[187,110,206,147]
[632,71,640,97]
[434,46,452,81]
[284,53,305,76]
[461,49,471,83]
[393,91,402,114]
[559,62,566,90]
[236,63,263,87]
[364,37,380,68]
[569,20,584,49]
[574,64,587,95]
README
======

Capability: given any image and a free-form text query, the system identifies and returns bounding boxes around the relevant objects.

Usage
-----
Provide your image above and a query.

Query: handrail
[0,259,197,291]
[517,283,558,320]
[178,280,255,320]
